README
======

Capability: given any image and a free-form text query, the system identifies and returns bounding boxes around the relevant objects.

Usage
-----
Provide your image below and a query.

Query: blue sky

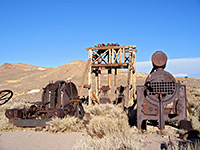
[0,0,200,77]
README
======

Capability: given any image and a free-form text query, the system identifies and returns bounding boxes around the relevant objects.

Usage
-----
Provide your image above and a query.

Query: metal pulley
[152,51,167,69]
[0,90,13,106]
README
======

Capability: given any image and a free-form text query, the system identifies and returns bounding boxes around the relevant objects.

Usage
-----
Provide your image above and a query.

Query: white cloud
[136,57,200,78]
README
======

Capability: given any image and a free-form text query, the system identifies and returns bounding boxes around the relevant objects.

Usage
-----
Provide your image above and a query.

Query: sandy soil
[0,130,82,150]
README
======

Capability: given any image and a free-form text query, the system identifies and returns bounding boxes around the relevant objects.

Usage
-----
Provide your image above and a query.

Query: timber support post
[82,43,137,106]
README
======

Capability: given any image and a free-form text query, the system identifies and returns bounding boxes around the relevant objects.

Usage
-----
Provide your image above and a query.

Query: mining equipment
[136,51,187,130]
[5,80,84,127]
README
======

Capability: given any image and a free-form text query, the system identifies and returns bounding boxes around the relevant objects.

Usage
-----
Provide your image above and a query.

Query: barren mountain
[0,61,200,104]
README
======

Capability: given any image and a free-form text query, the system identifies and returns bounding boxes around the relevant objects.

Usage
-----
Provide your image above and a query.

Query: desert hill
[0,61,200,103]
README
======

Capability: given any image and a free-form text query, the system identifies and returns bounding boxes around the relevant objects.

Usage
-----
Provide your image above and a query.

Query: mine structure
[79,43,137,107]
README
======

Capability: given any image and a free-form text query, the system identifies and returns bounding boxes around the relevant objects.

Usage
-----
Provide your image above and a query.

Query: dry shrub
[73,131,141,150]
[188,115,200,131]
[0,111,6,120]
[73,104,140,150]
[83,104,130,137]
[84,103,124,118]
[167,140,200,150]
[187,87,200,130]
[44,116,84,133]
[0,120,14,132]
[0,101,31,111]
[86,115,129,138]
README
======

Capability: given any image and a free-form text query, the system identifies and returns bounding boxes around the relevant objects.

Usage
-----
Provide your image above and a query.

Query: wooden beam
[91,63,128,68]
[79,58,92,96]
[132,51,136,101]
[109,49,111,63]
[123,48,125,63]
[119,48,122,63]
[88,49,92,105]
[114,68,117,101]
[92,50,108,64]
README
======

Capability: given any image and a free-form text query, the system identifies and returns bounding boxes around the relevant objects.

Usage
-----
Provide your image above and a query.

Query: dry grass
[84,104,130,138]
[187,87,200,130]
[0,100,31,111]
[0,120,15,132]
[44,116,84,133]
[73,131,141,150]
[73,104,141,150]
[167,140,200,150]
[86,115,129,138]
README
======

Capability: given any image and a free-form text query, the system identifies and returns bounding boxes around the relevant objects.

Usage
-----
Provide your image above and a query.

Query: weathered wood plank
[79,58,92,96]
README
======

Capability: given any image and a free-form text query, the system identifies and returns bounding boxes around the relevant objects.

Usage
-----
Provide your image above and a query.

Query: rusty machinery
[5,80,84,127]
[0,90,13,106]
[137,51,187,130]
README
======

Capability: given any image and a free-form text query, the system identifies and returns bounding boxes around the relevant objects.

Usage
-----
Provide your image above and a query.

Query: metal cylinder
[5,109,23,119]
[51,109,65,118]
[152,51,167,68]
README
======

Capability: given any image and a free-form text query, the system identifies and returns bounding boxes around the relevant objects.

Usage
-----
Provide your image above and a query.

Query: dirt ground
[0,119,82,150]
[0,130,82,150]
[0,130,173,150]
[0,117,178,150]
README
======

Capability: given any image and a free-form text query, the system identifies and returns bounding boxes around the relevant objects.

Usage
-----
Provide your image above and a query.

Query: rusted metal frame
[92,50,108,64]
[137,86,145,129]
[13,119,46,127]
[72,98,81,103]
[136,51,187,130]
[56,86,61,108]
[158,98,165,129]
[86,45,137,50]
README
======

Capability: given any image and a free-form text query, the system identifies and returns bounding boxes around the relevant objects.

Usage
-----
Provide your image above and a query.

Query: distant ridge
[0,61,199,103]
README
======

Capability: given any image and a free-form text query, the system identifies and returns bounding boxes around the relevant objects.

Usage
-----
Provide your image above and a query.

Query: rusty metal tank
[136,51,187,130]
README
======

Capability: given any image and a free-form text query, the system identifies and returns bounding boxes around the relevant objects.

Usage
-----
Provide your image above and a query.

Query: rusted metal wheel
[62,82,78,109]
[0,90,13,106]
[74,103,84,119]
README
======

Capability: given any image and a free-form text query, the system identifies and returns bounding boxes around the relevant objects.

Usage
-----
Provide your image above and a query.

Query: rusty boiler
[137,51,187,130]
